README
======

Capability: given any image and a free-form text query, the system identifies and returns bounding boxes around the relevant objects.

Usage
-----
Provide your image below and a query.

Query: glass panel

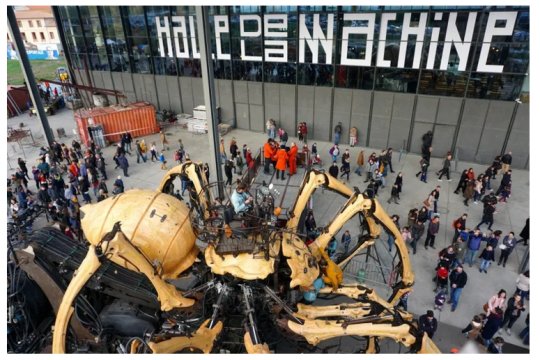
[467,73,524,100]
[418,70,467,97]
[264,63,296,84]
[153,57,177,75]
[471,42,529,74]
[232,60,262,81]
[512,11,529,42]
[375,68,419,93]
[335,65,375,90]
[298,63,334,86]
[231,6,260,14]
[177,58,201,77]
[214,59,232,79]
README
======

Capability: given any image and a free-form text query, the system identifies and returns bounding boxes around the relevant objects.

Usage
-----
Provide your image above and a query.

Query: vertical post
[7,6,55,147]
[196,6,224,198]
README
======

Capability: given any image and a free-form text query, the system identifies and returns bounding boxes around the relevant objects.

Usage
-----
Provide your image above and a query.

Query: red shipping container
[74,102,159,147]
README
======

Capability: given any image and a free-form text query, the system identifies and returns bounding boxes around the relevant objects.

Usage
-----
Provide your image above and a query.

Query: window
[17,21,22,28]
[49,32,54,39]
[37,20,42,27]
[28,20,34,27]
[21,32,27,41]
[375,68,419,93]
[40,32,45,40]
[32,32,37,41]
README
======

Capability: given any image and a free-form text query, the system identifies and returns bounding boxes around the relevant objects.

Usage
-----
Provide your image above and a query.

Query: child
[174,150,182,164]
[159,152,167,170]
[434,289,447,311]
[434,265,449,293]
[150,142,158,162]
[311,142,318,155]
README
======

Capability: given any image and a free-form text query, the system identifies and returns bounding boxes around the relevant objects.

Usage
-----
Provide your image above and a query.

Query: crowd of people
[7,118,528,353]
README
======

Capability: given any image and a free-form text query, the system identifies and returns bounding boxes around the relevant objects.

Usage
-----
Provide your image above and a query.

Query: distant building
[8,6,60,53]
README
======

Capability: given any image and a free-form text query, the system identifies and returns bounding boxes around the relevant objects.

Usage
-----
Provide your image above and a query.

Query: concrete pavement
[6,106,530,353]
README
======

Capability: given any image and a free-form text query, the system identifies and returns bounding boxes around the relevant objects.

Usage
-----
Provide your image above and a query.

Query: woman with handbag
[485,289,507,315]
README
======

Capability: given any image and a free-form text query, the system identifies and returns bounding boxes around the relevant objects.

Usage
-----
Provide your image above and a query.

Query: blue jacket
[467,233,484,251]
[231,190,249,213]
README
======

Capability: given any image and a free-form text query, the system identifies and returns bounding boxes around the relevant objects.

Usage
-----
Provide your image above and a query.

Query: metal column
[7,6,55,147]
[195,6,224,197]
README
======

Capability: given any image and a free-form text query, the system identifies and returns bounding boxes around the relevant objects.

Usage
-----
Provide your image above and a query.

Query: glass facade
[57,5,529,101]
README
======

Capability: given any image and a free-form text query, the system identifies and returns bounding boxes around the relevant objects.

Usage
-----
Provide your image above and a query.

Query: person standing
[159,152,167,170]
[364,158,377,183]
[386,148,395,173]
[355,150,364,176]
[449,264,468,312]
[224,159,234,187]
[418,310,438,339]
[135,140,147,163]
[386,215,400,252]
[410,219,425,255]
[219,138,227,164]
[340,149,351,182]
[266,119,276,139]
[328,162,339,178]
[486,290,507,315]
[416,156,429,183]
[454,169,469,194]
[394,172,403,198]
[452,213,468,243]
[17,158,29,179]
[150,142,158,162]
[333,122,343,145]
[518,218,529,246]
[480,308,504,347]
[288,142,298,176]
[349,126,358,147]
[478,245,495,273]
[117,154,129,177]
[263,139,275,175]
[387,184,400,204]
[431,185,441,214]
[274,145,288,181]
[424,216,440,249]
[498,232,517,267]
[464,229,484,267]
[421,131,433,159]
[436,153,452,181]
[499,293,525,335]
[159,130,168,151]
[496,169,512,196]
[515,271,530,300]
[500,151,512,174]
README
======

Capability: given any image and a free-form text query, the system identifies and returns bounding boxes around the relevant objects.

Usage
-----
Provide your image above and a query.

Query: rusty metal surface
[74,102,159,146]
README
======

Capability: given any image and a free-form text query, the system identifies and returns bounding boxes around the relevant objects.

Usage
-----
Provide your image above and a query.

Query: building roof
[14,6,54,20]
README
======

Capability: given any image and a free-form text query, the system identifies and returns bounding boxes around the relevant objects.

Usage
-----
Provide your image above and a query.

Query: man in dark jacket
[410,219,425,255]
[329,162,339,178]
[418,310,438,339]
[117,154,129,177]
[518,218,529,246]
[424,215,440,249]
[476,203,496,231]
[96,154,107,180]
[436,153,452,181]
[449,264,467,311]
[421,131,433,158]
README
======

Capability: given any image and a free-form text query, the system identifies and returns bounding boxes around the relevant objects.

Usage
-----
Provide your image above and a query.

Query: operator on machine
[231,183,254,214]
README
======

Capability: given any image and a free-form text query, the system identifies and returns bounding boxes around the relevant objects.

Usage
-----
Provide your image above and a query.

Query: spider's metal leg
[240,284,271,354]
[103,228,194,310]
[52,245,102,353]
[147,319,223,354]
[286,319,440,353]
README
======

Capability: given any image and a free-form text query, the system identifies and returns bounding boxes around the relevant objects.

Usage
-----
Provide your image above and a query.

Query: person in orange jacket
[263,138,276,174]
[273,145,289,180]
[288,142,298,176]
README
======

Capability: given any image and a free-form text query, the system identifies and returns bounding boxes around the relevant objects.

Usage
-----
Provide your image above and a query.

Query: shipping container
[74,102,159,147]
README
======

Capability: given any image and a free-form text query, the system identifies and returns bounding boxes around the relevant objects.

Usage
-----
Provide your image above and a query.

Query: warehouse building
[53,5,529,167]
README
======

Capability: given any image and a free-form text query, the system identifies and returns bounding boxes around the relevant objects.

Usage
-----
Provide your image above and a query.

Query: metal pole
[196,6,224,198]
[7,6,55,147]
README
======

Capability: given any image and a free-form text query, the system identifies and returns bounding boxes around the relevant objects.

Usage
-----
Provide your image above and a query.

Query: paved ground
[6,107,530,353]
